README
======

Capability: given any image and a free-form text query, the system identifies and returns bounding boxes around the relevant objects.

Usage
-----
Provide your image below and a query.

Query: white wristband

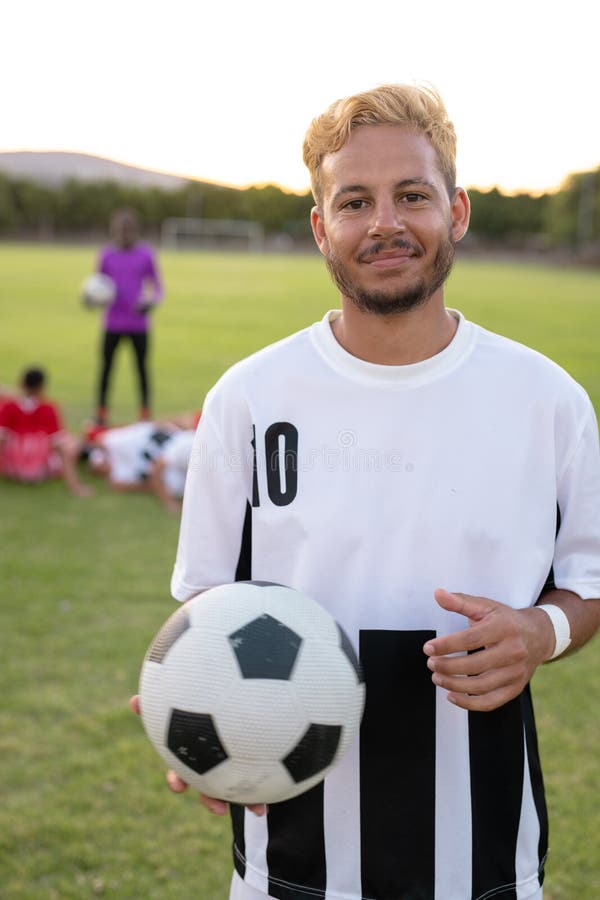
[538,604,572,659]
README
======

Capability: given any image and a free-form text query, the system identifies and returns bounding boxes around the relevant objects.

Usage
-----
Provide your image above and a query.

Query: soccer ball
[139,582,365,805]
[80,273,116,308]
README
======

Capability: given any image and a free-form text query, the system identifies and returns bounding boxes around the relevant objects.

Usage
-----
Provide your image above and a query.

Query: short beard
[325,233,456,317]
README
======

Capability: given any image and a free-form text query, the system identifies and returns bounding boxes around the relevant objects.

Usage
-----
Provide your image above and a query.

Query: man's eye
[343,199,366,210]
[404,193,426,203]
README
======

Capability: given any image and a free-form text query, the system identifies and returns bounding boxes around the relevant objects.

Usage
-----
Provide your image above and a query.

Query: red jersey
[0,398,64,481]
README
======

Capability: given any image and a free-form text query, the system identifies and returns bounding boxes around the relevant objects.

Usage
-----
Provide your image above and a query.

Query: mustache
[357,238,422,263]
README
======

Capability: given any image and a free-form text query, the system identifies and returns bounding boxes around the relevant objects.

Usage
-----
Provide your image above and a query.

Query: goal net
[161,217,265,252]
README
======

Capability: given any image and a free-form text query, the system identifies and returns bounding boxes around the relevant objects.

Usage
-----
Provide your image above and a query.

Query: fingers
[198,794,267,817]
[246,803,268,817]
[167,770,189,794]
[424,624,488,658]
[445,685,521,713]
[433,588,496,622]
[428,643,531,711]
[427,640,529,709]
[129,694,141,715]
[424,590,506,658]
[427,638,526,678]
[431,662,524,697]
[199,793,228,814]
[423,591,538,711]
[170,773,266,817]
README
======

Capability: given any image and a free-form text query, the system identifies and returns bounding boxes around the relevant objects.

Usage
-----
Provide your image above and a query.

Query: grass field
[1,244,599,899]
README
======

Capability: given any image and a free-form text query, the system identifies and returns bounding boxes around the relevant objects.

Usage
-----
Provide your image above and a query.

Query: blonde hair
[303,83,457,204]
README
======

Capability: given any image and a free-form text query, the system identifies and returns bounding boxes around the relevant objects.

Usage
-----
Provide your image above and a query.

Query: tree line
[0,167,598,250]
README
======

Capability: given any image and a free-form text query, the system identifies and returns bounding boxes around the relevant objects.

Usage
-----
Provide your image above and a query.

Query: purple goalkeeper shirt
[98,242,163,333]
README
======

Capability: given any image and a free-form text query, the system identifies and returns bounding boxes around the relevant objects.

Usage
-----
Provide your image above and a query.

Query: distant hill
[0,151,190,190]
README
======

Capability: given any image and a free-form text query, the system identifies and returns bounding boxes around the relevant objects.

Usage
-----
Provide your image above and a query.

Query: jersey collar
[311,308,476,388]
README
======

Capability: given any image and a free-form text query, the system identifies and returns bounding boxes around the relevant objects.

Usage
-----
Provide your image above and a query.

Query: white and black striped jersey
[172,310,600,900]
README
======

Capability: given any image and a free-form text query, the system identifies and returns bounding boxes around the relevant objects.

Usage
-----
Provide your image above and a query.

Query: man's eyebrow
[330,184,368,205]
[398,177,437,191]
[331,178,438,205]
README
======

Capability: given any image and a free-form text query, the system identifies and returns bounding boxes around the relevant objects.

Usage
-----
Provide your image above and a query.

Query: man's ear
[451,188,470,242]
[310,206,329,256]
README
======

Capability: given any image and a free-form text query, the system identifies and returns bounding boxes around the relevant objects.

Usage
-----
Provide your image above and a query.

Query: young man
[0,367,90,497]
[94,207,163,425]
[135,85,600,899]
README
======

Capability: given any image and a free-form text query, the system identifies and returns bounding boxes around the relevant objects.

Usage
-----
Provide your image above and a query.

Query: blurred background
[1,0,599,262]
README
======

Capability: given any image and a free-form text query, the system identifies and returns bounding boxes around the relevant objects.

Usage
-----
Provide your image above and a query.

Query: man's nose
[367,200,406,239]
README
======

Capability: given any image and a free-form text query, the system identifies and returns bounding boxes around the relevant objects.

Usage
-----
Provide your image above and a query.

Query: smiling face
[311,125,470,316]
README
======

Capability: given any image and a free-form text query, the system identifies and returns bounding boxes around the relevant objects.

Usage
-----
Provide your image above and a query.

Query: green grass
[1,244,599,899]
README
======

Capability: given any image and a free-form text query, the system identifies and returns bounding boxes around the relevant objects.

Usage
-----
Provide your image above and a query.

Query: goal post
[161,217,265,252]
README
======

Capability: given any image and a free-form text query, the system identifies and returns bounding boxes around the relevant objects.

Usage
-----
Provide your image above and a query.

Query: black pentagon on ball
[146,606,190,664]
[337,623,365,683]
[167,709,228,774]
[228,614,302,679]
[283,723,342,783]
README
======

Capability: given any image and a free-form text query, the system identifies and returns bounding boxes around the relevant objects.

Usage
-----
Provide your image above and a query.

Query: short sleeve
[553,401,600,599]
[170,391,253,601]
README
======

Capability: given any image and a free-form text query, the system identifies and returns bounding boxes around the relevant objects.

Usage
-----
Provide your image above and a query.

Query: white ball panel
[201,758,333,805]
[200,758,293,804]
[291,640,365,722]
[216,680,305,759]
[186,584,272,635]
[160,627,240,711]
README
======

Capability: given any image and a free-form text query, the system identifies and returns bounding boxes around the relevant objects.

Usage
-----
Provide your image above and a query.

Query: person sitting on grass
[0,367,91,497]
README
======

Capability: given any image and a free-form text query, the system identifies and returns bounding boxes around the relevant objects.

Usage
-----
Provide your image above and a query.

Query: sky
[3,0,599,196]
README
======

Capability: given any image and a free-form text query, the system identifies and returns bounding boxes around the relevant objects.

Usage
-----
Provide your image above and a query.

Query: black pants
[98,330,150,409]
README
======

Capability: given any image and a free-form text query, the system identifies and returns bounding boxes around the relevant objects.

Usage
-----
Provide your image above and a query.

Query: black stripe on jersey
[359,629,436,900]
[469,694,525,900]
[231,803,246,881]
[231,497,254,876]
[541,504,562,594]
[235,501,253,582]
[522,686,548,884]
[529,502,557,884]
[251,424,260,508]
[266,781,326,900]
